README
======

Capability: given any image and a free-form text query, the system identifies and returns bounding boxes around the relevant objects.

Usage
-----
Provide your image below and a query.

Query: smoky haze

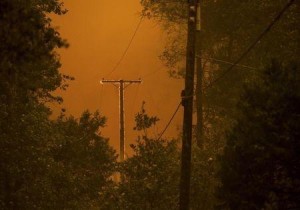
[51,0,183,153]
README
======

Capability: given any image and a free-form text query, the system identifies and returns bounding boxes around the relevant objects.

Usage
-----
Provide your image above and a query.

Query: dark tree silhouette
[217,61,300,210]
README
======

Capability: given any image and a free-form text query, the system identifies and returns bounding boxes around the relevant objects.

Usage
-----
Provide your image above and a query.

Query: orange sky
[51,0,183,155]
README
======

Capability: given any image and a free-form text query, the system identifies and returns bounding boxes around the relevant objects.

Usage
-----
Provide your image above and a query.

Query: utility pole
[179,0,200,209]
[196,0,203,148]
[100,79,142,162]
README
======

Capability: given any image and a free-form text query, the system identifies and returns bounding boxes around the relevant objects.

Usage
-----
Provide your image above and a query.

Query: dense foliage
[0,1,117,209]
[118,137,180,210]
[0,0,69,104]
[217,61,300,210]
[50,111,117,209]
[119,104,179,210]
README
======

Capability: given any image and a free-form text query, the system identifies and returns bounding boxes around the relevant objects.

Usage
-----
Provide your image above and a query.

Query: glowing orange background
[52,0,183,154]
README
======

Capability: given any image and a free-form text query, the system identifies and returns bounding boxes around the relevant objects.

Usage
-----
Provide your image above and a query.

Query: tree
[217,61,300,210]
[0,0,70,106]
[101,103,180,210]
[50,111,117,209]
[190,141,220,209]
[0,1,120,209]
[0,1,74,208]
[118,137,180,210]
[133,101,160,137]
[0,106,117,209]
[0,101,58,209]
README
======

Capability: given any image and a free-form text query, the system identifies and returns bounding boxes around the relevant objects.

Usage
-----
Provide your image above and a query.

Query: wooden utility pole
[179,0,199,209]
[196,0,203,148]
[100,79,142,162]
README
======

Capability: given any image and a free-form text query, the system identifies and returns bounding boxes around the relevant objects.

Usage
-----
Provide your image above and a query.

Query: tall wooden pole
[100,79,142,162]
[196,0,203,148]
[119,80,125,161]
[179,0,197,209]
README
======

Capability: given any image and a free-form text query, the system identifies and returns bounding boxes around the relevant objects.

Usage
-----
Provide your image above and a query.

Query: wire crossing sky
[105,16,144,77]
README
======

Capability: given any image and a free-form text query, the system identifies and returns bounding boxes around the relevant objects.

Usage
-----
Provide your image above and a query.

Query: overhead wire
[197,56,257,70]
[141,55,256,80]
[104,2,177,78]
[105,16,144,77]
[157,101,182,141]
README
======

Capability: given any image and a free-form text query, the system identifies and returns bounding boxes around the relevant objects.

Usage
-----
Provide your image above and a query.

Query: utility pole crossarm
[100,79,142,84]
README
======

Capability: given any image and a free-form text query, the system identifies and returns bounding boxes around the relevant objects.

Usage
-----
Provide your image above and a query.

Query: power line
[204,0,296,89]
[197,56,257,70]
[157,101,181,141]
[142,56,256,81]
[105,16,144,77]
